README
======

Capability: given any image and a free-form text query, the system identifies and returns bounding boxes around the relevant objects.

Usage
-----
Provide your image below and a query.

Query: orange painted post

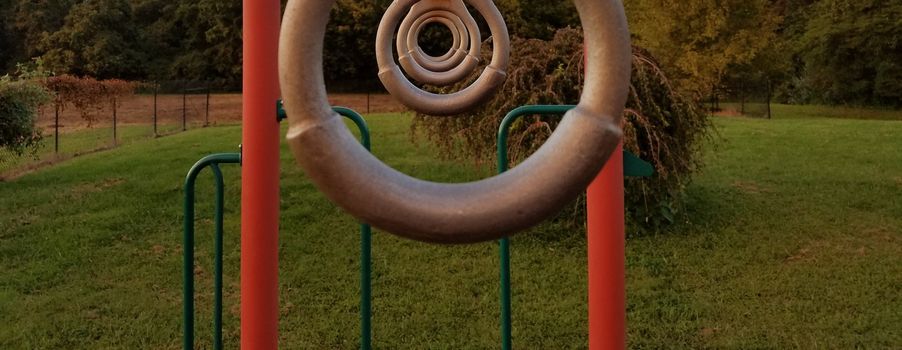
[586,144,626,350]
[241,0,281,349]
[584,40,626,349]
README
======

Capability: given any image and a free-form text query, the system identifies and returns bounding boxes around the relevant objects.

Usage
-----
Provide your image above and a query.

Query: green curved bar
[496,105,653,350]
[334,107,372,151]
[183,153,241,350]
[185,105,373,350]
[333,106,374,350]
[496,105,574,350]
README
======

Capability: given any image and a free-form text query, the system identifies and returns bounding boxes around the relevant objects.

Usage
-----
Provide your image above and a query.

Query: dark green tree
[0,0,17,72]
[796,0,902,106]
[163,0,243,88]
[4,0,76,72]
[319,0,393,90]
[40,0,146,79]
[496,0,578,40]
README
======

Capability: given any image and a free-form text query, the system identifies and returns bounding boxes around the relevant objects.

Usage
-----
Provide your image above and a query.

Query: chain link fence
[1,81,406,177]
[2,81,216,176]
[708,79,772,119]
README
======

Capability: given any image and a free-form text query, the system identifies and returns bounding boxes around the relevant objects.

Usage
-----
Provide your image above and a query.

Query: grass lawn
[0,107,900,348]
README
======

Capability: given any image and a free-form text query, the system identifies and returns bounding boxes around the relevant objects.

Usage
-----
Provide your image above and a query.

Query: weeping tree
[412,28,711,235]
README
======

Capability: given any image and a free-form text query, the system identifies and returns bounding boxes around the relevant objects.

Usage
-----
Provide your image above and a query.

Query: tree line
[1,0,898,105]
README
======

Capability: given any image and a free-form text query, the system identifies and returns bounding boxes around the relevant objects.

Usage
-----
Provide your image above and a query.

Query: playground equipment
[185,0,638,348]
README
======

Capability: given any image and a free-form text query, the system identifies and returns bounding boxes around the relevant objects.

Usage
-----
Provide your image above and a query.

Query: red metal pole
[585,46,626,350]
[587,144,625,350]
[241,1,281,349]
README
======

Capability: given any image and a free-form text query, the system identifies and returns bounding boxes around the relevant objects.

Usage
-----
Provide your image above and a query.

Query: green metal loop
[332,107,374,350]
[184,108,373,350]
[183,153,241,350]
[333,107,372,151]
[495,105,653,350]
[499,105,654,178]
[210,163,225,350]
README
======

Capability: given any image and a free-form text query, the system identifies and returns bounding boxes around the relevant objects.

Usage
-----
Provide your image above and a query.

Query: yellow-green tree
[625,0,783,98]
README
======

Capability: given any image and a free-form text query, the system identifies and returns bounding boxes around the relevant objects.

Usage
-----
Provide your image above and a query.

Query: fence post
[182,88,187,131]
[740,81,746,115]
[366,93,371,114]
[153,83,158,136]
[112,97,118,146]
[54,101,60,154]
[766,80,772,119]
[205,87,211,127]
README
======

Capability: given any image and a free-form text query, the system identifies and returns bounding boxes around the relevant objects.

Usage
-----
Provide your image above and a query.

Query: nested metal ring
[397,0,480,71]
[378,0,508,115]
[394,0,483,88]
[279,0,632,243]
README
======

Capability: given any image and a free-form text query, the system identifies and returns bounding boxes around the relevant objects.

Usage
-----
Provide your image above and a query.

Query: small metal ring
[280,0,631,243]
[412,17,459,62]
[405,12,469,74]
[407,14,468,72]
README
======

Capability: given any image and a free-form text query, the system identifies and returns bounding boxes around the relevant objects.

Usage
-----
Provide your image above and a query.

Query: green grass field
[1,107,900,348]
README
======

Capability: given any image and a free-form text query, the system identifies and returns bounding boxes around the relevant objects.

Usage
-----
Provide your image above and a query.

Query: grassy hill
[1,109,900,348]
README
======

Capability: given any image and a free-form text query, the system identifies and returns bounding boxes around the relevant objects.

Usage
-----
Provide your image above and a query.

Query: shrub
[412,28,712,235]
[0,66,51,160]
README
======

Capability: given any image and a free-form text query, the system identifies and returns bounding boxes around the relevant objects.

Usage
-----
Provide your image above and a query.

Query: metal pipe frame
[331,107,375,350]
[183,153,241,350]
[187,107,374,350]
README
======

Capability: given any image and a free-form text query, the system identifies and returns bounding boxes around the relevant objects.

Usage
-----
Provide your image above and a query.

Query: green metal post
[359,223,372,349]
[212,164,224,350]
[183,170,196,350]
[333,107,373,350]
[184,153,241,350]
[497,105,573,350]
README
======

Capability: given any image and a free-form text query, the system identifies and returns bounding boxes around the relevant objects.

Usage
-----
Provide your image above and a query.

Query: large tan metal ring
[394,1,483,88]
[280,0,631,243]
[378,0,508,115]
